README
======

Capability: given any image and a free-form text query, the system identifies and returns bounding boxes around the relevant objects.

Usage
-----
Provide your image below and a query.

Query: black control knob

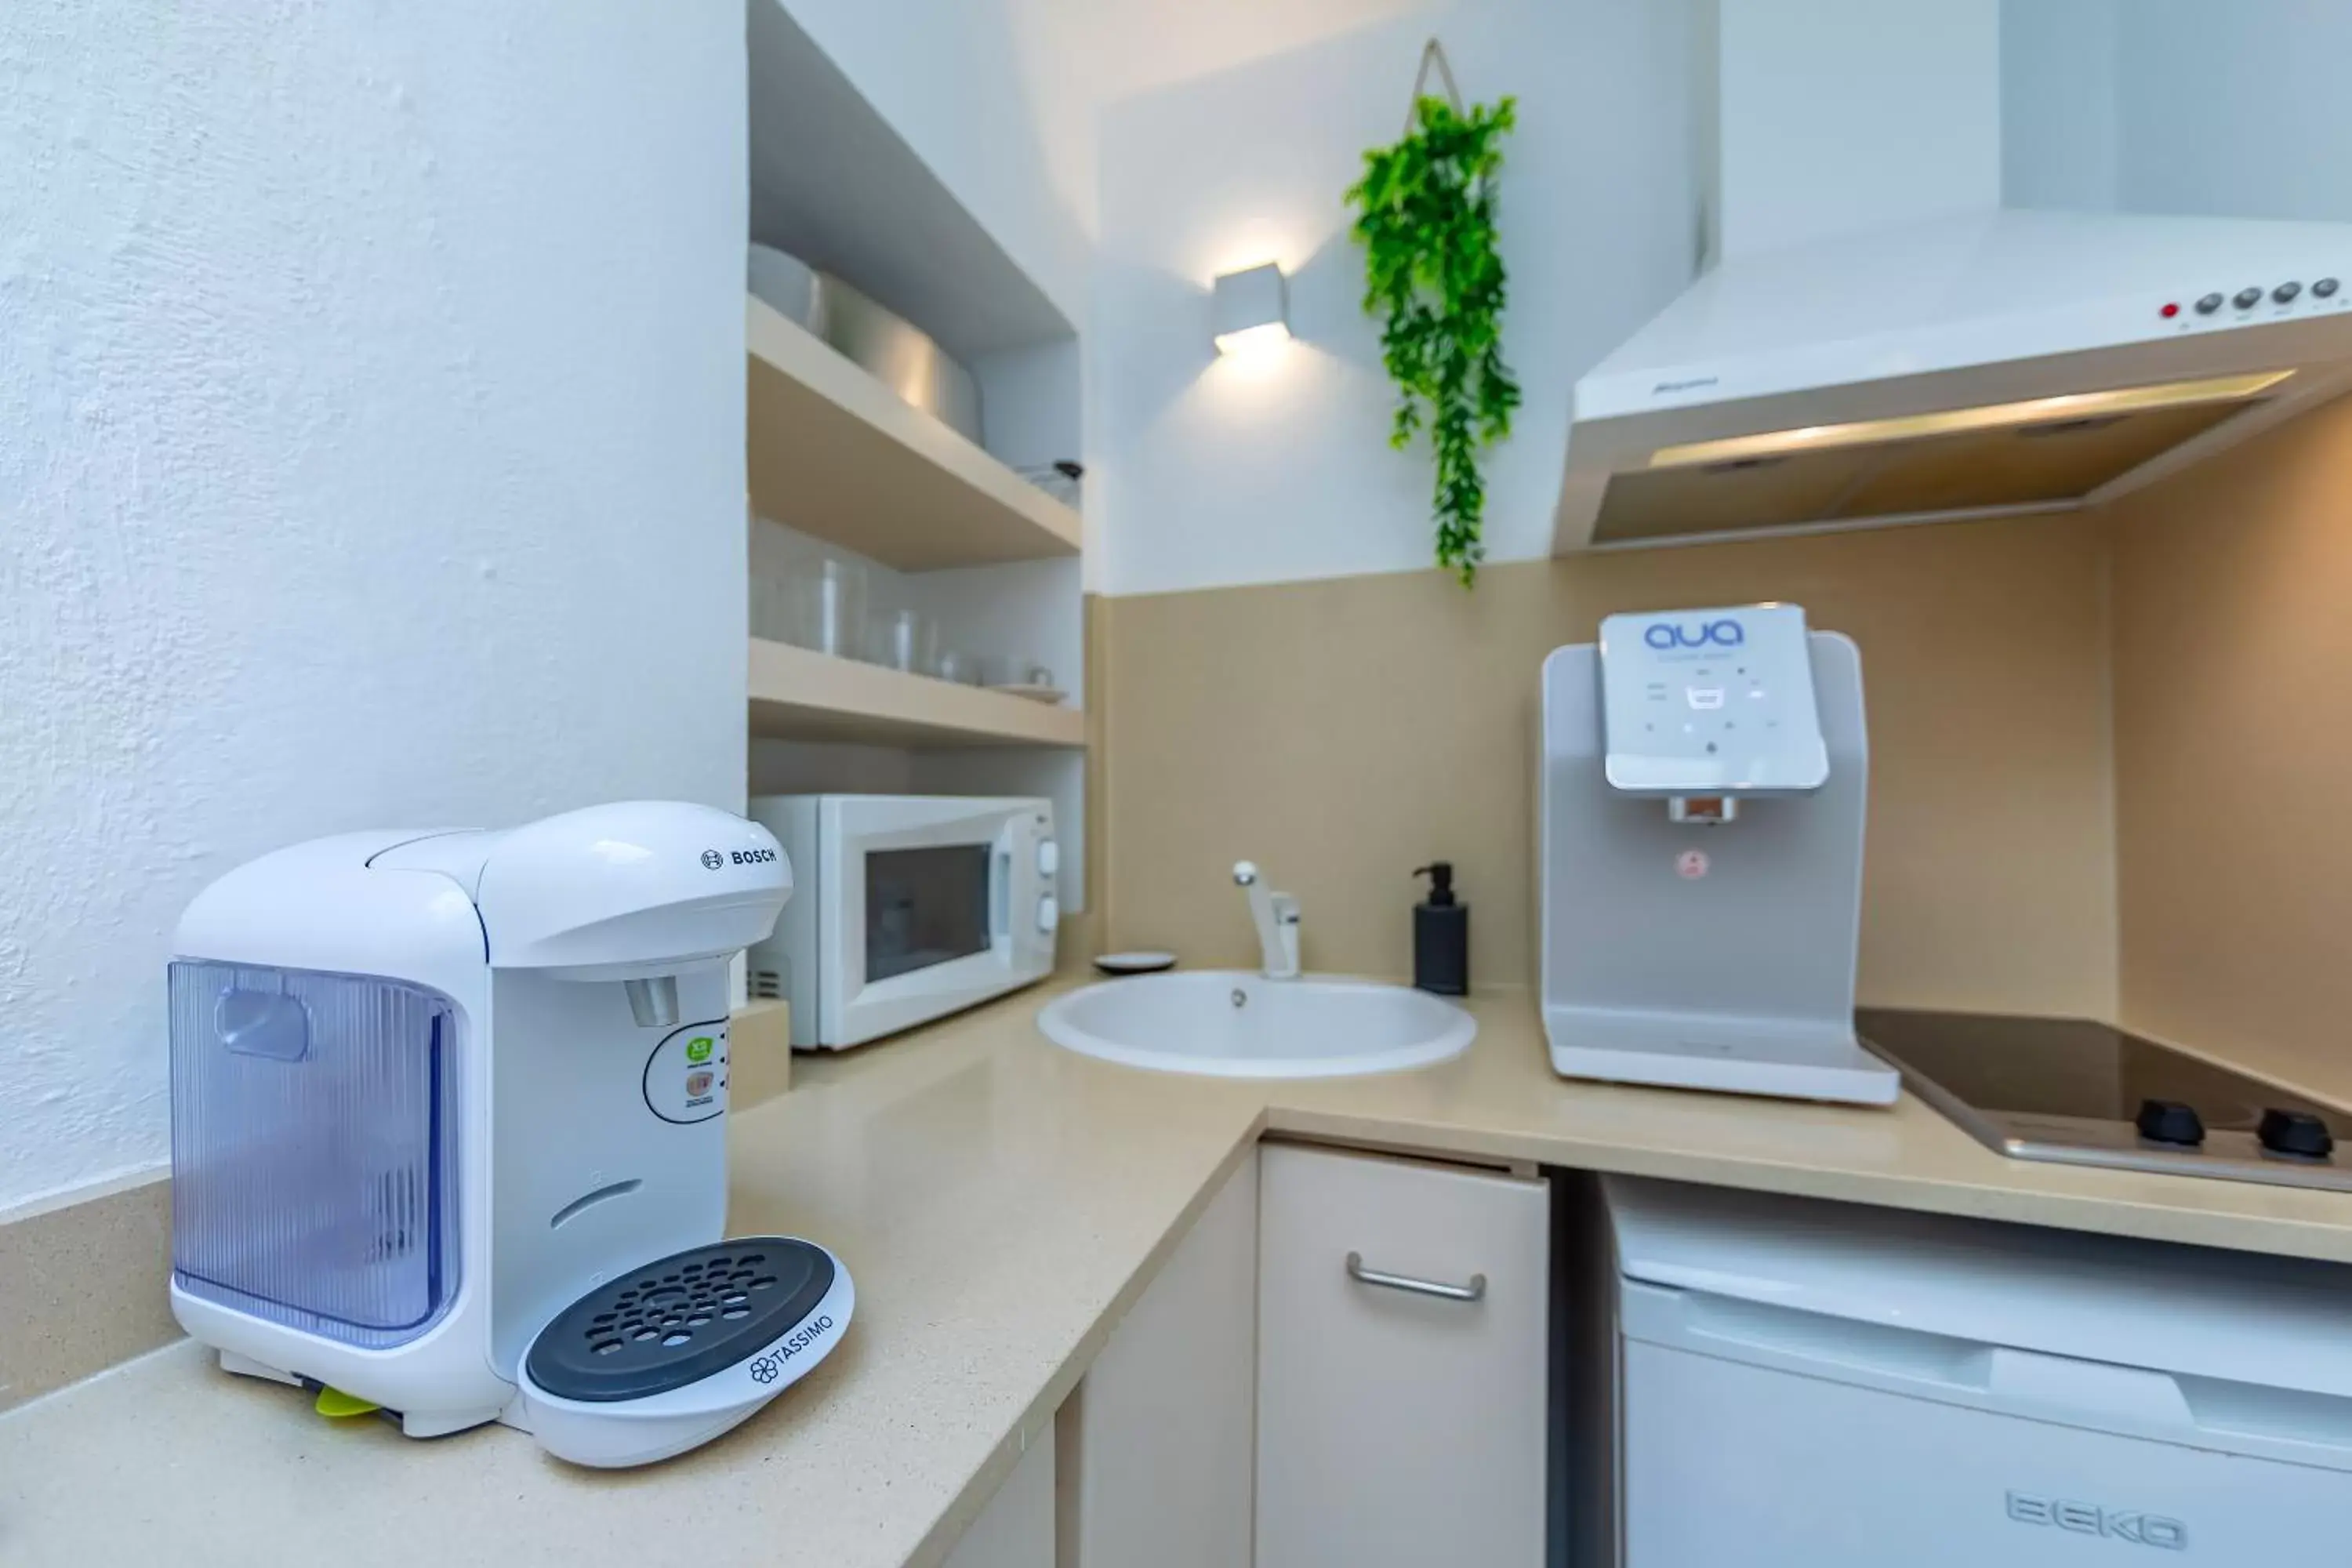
[2234,286,2265,310]
[2136,1098,2205,1146]
[2259,1109,2335,1160]
[2195,292,2225,315]
[2317,278,2342,299]
[2274,281,2303,304]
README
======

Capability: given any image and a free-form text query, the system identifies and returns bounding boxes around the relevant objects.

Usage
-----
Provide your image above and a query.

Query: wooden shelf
[748,637,1085,749]
[746,296,1082,572]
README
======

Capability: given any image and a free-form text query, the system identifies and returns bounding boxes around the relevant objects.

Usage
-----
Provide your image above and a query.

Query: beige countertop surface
[9,984,2352,1566]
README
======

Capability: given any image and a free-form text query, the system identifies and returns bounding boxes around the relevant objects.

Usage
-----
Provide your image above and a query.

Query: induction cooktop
[1857,1008,2352,1192]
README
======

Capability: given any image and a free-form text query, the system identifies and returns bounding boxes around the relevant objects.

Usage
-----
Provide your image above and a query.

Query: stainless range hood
[1554,3,2352,553]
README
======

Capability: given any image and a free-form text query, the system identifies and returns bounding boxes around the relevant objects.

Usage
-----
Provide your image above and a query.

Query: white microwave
[746,794,1058,1049]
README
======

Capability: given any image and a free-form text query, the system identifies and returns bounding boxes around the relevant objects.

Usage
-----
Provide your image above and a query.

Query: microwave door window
[866,845,993,982]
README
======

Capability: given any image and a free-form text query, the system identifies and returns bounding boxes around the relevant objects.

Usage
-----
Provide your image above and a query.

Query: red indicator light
[2161,302,2181,318]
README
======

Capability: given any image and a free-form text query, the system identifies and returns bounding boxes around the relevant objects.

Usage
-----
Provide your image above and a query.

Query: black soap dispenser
[1412,862,1469,996]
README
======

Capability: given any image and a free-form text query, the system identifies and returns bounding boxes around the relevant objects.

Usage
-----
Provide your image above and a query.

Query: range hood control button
[2317,278,2341,299]
[2259,1109,2335,1160]
[2194,292,2225,315]
[2136,1099,2205,1146]
[2274,281,2303,305]
[2234,286,2266,310]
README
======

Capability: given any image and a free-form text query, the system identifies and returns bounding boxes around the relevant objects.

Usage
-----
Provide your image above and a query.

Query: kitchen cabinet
[1062,1150,1258,1567]
[943,1420,1055,1568]
[1257,1144,1549,1568]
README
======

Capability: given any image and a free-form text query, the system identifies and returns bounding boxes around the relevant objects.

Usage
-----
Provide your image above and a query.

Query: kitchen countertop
[10,984,2352,1567]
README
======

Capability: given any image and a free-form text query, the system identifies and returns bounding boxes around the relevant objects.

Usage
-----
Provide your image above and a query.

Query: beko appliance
[166,801,855,1467]
[747,794,1058,1049]
[1860,1008,2352,1193]
[1603,1176,2352,1564]
[1539,602,1896,1105]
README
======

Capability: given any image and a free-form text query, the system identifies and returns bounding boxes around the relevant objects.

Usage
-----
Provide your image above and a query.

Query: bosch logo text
[2007,1492,2185,1551]
[730,848,778,865]
[1644,619,1745,652]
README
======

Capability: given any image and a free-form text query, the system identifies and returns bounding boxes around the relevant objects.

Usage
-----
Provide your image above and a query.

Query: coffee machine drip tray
[1858,1008,2352,1193]
[519,1236,853,1467]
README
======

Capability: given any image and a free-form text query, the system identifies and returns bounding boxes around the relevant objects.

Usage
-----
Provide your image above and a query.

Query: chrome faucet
[1232,861,1301,980]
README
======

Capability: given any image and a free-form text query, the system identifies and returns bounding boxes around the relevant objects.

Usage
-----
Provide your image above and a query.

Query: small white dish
[1093,951,1178,976]
[989,684,1068,706]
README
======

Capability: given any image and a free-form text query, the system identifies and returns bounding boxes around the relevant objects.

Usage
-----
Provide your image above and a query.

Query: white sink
[1038,972,1476,1080]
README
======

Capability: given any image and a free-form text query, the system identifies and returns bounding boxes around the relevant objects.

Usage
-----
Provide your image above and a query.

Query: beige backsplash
[1098,512,2120,1017]
[2110,394,2352,1104]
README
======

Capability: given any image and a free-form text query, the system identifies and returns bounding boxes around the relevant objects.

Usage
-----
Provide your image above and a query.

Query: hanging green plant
[1346,42,1519,586]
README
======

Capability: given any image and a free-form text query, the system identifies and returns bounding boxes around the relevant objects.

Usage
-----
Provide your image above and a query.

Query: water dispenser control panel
[1599,603,1829,796]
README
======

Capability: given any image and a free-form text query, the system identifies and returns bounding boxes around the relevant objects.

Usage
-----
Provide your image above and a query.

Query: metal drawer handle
[1345,1251,1486,1303]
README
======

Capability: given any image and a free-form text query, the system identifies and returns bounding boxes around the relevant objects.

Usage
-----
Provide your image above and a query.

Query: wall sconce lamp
[1212,262,1290,355]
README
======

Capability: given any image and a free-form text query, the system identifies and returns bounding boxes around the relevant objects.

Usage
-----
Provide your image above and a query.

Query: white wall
[1089,0,1703,597]
[1714,0,2000,260]
[2001,0,2122,212]
[2113,0,2352,223]
[971,339,1082,479]
[0,2,747,1212]
[782,0,1097,324]
[2003,0,2352,223]
[779,0,1473,328]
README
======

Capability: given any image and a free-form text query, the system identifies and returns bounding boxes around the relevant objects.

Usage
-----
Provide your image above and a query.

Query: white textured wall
[1091,0,1702,595]
[0,2,747,1211]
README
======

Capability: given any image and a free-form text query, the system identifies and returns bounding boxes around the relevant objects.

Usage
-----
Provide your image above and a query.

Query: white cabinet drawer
[1257,1143,1550,1568]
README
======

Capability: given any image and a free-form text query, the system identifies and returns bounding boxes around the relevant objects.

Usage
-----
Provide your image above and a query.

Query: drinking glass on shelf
[749,571,793,644]
[978,655,1055,691]
[934,649,982,685]
[789,557,866,659]
[871,608,936,673]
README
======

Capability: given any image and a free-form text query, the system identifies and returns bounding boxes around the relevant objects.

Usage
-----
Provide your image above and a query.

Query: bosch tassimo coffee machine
[1538,604,1896,1105]
[166,801,855,1466]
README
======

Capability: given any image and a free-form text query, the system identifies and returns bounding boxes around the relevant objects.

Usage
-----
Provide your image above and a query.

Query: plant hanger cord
[1404,37,1465,133]
[1348,38,1520,587]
